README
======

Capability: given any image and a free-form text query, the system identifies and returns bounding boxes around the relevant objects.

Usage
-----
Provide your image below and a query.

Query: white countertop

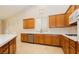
[0,34,17,47]
[22,32,77,42]
[62,34,77,42]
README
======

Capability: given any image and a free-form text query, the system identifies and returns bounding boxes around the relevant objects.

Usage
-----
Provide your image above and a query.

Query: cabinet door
[75,5,79,9]
[67,6,75,14]
[60,35,64,47]
[63,37,69,54]
[21,33,28,42]
[64,13,69,26]
[56,14,65,27]
[69,39,76,54]
[44,34,51,45]
[77,43,79,54]
[2,48,8,54]
[33,34,39,44]
[38,34,44,44]
[9,38,16,54]
[1,44,9,54]
[69,46,76,54]
[9,42,14,54]
[49,16,56,28]
[51,35,60,46]
[23,18,35,29]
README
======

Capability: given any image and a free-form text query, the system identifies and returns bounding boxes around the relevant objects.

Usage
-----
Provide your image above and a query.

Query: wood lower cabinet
[9,38,16,54]
[0,43,9,54]
[63,37,70,54]
[44,34,51,45]
[51,35,60,46]
[38,34,44,44]
[60,35,64,47]
[34,34,44,44]
[21,33,77,54]
[33,34,40,44]
[0,38,16,54]
[77,42,79,54]
[21,33,28,42]
[69,39,76,54]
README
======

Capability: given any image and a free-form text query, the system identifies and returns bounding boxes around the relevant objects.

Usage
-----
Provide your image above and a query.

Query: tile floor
[16,40,64,54]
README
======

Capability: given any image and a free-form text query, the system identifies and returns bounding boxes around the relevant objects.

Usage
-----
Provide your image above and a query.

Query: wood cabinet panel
[69,39,76,54]
[23,18,35,29]
[0,37,16,54]
[34,34,44,44]
[49,14,65,28]
[67,6,75,14]
[75,5,79,9]
[33,34,39,44]
[59,35,64,47]
[38,34,44,44]
[0,43,9,54]
[49,16,56,28]
[56,14,65,27]
[64,13,70,26]
[9,38,16,54]
[69,46,76,54]
[63,37,69,54]
[21,33,28,42]
[44,35,51,45]
[77,43,79,54]
[51,35,60,46]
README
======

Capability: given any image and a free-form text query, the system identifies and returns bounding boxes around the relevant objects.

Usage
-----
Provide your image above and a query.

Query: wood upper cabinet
[49,14,65,28]
[65,5,76,26]
[56,14,65,27]
[23,18,35,29]
[21,33,28,42]
[66,5,75,14]
[75,5,79,9]
[49,15,56,28]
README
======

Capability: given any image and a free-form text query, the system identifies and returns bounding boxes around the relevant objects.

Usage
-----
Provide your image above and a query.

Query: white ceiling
[0,5,69,20]
[0,5,30,19]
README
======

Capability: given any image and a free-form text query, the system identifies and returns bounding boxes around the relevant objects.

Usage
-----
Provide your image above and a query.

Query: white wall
[4,5,77,35]
[0,20,4,34]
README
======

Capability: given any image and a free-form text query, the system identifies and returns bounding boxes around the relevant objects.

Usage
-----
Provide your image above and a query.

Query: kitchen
[0,5,78,54]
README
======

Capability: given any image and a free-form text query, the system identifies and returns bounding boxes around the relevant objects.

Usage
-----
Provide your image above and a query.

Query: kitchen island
[0,34,17,54]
